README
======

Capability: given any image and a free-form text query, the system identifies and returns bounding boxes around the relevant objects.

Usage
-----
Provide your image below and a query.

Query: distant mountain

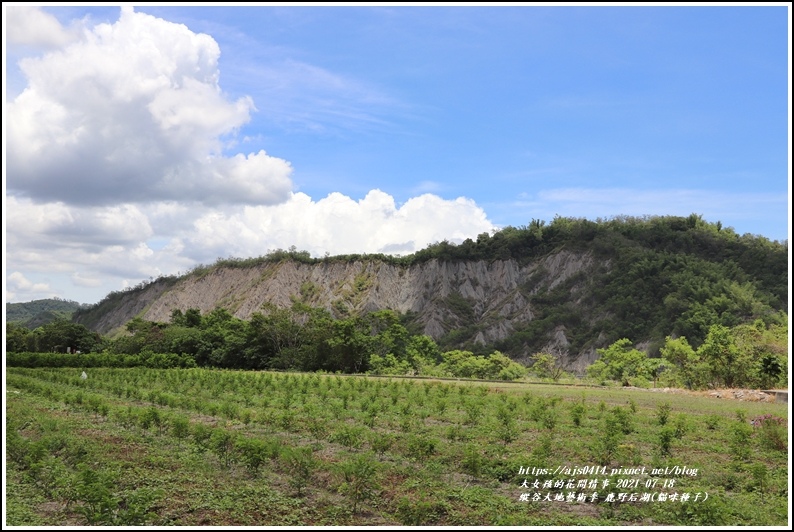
[6,298,88,328]
[72,215,788,371]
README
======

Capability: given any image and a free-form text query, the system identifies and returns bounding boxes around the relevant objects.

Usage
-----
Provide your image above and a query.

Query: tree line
[6,302,787,390]
[6,304,526,381]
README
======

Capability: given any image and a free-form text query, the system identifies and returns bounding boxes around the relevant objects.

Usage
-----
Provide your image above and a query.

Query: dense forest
[6,214,789,390]
[6,298,88,329]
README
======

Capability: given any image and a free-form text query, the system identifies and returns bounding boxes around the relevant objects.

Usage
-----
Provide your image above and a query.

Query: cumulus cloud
[180,190,496,263]
[5,6,81,48]
[6,6,293,207]
[5,197,153,252]
[6,272,58,302]
[5,188,497,303]
[3,7,499,304]
[71,272,103,288]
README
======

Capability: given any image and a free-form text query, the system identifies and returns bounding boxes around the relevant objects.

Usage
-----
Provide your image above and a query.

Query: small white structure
[81,371,88,380]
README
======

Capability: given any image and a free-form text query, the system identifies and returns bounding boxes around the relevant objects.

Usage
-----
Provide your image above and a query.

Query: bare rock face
[81,250,599,365]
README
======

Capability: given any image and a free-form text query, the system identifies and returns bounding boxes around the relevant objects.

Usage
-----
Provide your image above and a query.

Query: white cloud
[180,190,496,262]
[71,272,103,288]
[5,6,81,48]
[5,197,153,251]
[6,272,57,302]
[6,6,293,207]
[5,188,497,303]
[3,7,497,305]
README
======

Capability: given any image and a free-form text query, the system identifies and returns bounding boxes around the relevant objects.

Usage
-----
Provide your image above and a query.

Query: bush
[369,433,393,457]
[209,429,236,468]
[610,406,634,434]
[191,423,212,451]
[461,445,486,477]
[703,414,721,430]
[570,401,586,427]
[395,497,449,526]
[336,453,379,514]
[405,434,438,461]
[730,422,753,461]
[659,426,676,457]
[752,415,787,452]
[170,415,190,439]
[237,438,268,476]
[592,411,624,465]
[656,402,671,426]
[331,426,364,451]
[672,413,690,439]
[280,446,317,497]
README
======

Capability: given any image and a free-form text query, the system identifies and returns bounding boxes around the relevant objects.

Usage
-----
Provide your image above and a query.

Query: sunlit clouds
[5,6,786,304]
[7,6,292,207]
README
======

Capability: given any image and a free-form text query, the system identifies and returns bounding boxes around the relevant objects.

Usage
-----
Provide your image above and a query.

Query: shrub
[461,445,485,477]
[331,426,364,451]
[445,424,470,442]
[369,433,394,457]
[751,415,787,452]
[209,429,236,468]
[703,414,721,430]
[237,438,268,476]
[570,401,586,427]
[336,453,379,514]
[592,411,624,465]
[280,446,317,497]
[191,423,212,451]
[730,422,753,461]
[672,413,690,439]
[610,406,634,434]
[656,402,671,426]
[659,426,676,457]
[406,434,438,461]
[627,398,638,413]
[395,497,449,526]
[170,415,190,439]
[748,463,769,493]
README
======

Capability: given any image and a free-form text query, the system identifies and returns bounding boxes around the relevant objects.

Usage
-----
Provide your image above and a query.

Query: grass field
[5,367,789,526]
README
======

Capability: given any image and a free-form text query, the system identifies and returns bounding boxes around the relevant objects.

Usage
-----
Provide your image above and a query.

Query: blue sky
[4,4,791,305]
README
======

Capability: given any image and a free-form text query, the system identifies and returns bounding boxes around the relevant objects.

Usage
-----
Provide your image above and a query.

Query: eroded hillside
[75,251,598,368]
[72,216,789,371]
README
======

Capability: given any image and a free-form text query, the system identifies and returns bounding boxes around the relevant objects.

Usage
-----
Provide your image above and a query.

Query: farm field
[5,367,789,526]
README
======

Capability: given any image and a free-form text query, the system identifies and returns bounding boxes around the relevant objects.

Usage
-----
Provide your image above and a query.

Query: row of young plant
[9,366,788,465]
[6,387,163,525]
[6,367,788,525]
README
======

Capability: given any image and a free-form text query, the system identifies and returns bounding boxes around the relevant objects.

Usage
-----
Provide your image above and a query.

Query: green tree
[586,338,661,386]
[368,353,412,376]
[34,319,102,353]
[697,324,744,388]
[325,315,376,373]
[184,308,202,328]
[530,351,565,381]
[405,334,441,373]
[5,322,30,353]
[440,350,490,379]
[488,351,527,380]
[659,336,702,388]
